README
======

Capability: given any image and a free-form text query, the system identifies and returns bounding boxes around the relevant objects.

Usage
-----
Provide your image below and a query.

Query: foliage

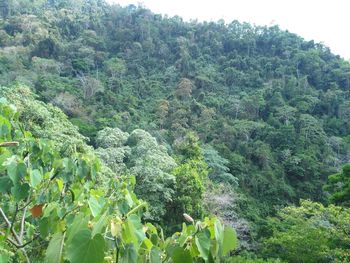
[166,158,207,229]
[324,164,350,207]
[1,0,350,260]
[262,200,350,263]
[230,256,284,263]
[0,98,238,262]
[96,127,177,223]
[0,85,90,155]
[203,145,238,185]
[1,1,349,224]
[163,132,209,230]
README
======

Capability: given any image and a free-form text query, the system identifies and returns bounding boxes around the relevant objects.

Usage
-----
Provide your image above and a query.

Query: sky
[106,0,350,60]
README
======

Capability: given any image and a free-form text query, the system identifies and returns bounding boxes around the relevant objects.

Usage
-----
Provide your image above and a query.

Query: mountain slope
[1,0,350,236]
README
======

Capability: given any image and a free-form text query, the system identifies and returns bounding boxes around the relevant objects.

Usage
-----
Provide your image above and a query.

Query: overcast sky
[106,0,350,60]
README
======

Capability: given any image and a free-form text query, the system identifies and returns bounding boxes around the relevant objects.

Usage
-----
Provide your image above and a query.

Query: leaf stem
[125,202,147,218]
[115,238,119,263]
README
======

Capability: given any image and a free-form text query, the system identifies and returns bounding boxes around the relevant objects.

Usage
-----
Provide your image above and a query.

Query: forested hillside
[1,0,350,262]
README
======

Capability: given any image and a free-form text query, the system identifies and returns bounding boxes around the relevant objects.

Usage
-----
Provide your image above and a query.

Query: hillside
[1,0,350,262]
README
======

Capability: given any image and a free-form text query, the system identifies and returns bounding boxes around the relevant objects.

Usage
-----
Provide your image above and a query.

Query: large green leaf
[39,217,49,238]
[66,229,105,263]
[7,161,17,182]
[88,196,103,217]
[121,243,137,263]
[30,169,43,187]
[122,218,139,249]
[0,115,12,140]
[195,230,211,260]
[0,254,10,263]
[11,183,29,201]
[66,213,89,244]
[0,176,12,193]
[7,161,26,184]
[150,247,160,263]
[214,219,224,255]
[91,213,108,237]
[0,150,11,172]
[222,226,237,255]
[172,247,193,263]
[77,160,89,179]
[16,162,26,179]
[44,232,65,263]
[128,214,146,242]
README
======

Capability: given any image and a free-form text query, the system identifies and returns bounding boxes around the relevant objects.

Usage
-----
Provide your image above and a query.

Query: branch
[21,248,31,263]
[3,231,39,249]
[19,206,28,242]
[0,206,21,242]
[19,195,31,242]
[10,204,19,235]
[61,206,80,220]
[104,236,114,241]
[17,235,39,249]
[18,199,32,211]
[0,207,30,262]
[0,206,12,226]
[125,202,147,218]
[0,141,19,147]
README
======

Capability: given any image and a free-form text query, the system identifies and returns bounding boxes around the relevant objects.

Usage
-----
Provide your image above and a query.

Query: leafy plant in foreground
[0,99,237,262]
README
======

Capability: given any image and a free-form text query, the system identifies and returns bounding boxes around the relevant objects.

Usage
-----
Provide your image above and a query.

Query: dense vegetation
[1,0,350,262]
[0,92,238,262]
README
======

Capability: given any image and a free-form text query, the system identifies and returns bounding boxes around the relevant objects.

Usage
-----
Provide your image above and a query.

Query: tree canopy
[1,0,350,261]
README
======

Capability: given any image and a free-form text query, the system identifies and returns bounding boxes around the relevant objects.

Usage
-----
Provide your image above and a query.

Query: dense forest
[1,0,350,262]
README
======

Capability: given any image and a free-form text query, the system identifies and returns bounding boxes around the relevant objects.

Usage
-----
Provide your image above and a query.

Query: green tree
[0,85,89,154]
[263,200,350,263]
[203,144,238,185]
[324,164,350,207]
[175,78,193,100]
[166,133,209,229]
[166,158,207,229]
[96,127,177,223]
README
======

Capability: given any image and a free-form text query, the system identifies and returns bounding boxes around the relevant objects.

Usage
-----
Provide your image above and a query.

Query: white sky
[106,0,350,60]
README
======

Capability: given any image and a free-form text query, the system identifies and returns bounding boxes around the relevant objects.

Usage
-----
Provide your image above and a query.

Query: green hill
[1,1,350,262]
